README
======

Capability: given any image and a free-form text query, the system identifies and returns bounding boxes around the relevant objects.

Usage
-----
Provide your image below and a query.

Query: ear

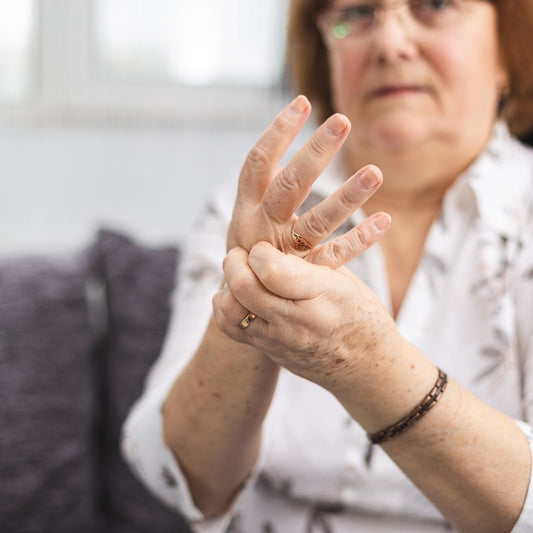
[495,60,510,117]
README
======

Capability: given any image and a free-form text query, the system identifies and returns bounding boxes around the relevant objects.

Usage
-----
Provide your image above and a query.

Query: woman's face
[323,0,508,155]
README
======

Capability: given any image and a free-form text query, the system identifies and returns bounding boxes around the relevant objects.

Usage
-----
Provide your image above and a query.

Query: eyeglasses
[317,0,494,42]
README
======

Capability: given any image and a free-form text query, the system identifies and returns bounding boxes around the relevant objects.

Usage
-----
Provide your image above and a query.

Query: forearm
[336,338,531,533]
[385,379,530,533]
[162,315,279,517]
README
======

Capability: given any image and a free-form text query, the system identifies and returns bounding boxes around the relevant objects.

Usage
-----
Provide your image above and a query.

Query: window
[0,0,289,126]
[93,0,286,88]
[0,0,38,103]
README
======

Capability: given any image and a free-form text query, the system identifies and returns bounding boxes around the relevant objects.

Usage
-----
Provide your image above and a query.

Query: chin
[365,114,432,152]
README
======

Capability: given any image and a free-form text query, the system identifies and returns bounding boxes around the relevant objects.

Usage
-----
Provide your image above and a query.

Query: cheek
[432,33,503,118]
[428,45,470,109]
[328,50,365,113]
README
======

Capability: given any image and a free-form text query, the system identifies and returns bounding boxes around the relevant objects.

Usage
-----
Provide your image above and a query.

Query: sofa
[0,228,191,533]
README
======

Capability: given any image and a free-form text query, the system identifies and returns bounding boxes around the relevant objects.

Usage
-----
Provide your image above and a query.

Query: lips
[369,85,427,98]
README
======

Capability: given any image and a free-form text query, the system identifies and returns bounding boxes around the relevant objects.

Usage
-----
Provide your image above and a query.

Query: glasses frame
[316,0,496,43]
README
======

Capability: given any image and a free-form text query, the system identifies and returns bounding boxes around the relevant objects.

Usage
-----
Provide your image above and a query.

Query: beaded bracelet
[367,368,448,445]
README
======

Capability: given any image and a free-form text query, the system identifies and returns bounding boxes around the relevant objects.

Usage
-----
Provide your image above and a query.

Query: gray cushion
[0,229,191,533]
[93,229,190,533]
[0,251,101,533]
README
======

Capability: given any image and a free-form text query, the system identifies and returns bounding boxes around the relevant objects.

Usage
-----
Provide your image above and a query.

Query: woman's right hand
[227,94,390,269]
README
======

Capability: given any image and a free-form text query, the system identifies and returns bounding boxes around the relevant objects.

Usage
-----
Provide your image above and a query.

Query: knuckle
[211,294,221,317]
[300,212,329,239]
[353,225,373,249]
[271,114,293,137]
[274,166,302,195]
[218,292,234,316]
[328,239,348,264]
[306,136,330,161]
[246,143,272,172]
[312,240,346,268]
[337,185,359,210]
[212,301,231,332]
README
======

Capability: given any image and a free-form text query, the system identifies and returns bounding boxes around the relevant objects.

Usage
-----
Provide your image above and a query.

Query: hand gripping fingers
[217,247,277,335]
[247,242,327,301]
[212,282,261,338]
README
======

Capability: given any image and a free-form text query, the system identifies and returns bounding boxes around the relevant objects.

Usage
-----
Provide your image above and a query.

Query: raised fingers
[261,113,351,224]
[238,95,312,205]
[291,165,383,252]
[306,212,391,269]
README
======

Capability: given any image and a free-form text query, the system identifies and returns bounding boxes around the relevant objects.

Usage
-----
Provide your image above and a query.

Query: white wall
[0,0,297,258]
[0,125,262,256]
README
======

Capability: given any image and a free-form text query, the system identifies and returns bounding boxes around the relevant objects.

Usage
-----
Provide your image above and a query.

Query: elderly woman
[122,0,533,531]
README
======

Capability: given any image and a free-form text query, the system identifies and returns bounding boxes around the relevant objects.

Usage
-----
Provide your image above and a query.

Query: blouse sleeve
[511,421,533,532]
[510,208,533,532]
[120,173,265,532]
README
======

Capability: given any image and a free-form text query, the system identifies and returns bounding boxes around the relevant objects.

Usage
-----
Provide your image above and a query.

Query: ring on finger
[292,230,312,251]
[239,311,257,330]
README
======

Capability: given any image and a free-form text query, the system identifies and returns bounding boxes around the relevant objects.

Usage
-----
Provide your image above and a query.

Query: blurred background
[2,0,532,257]
[0,0,292,256]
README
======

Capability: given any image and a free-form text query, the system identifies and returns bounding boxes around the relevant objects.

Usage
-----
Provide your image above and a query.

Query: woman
[122,0,533,531]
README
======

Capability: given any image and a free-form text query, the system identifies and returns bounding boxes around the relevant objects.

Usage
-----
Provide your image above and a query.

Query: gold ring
[239,311,257,329]
[292,230,312,251]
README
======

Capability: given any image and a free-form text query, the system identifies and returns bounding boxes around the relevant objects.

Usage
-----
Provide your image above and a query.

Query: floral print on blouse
[122,123,533,532]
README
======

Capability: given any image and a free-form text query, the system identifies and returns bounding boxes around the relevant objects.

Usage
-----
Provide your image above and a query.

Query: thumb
[248,241,329,300]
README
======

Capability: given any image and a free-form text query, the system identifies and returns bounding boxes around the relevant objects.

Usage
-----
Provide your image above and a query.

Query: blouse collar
[459,121,533,239]
[314,122,533,239]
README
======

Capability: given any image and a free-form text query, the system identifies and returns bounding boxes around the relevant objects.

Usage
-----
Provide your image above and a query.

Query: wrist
[367,368,448,444]
[204,314,279,369]
[333,333,439,435]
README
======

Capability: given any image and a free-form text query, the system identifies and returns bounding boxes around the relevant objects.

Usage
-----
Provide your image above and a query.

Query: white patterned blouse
[122,123,533,533]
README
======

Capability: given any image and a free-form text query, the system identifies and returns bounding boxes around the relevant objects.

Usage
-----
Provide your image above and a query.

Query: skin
[163,2,531,531]
[326,0,509,314]
[217,241,529,532]
[164,97,391,516]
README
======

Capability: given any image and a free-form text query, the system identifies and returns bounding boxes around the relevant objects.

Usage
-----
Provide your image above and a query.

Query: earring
[497,85,510,117]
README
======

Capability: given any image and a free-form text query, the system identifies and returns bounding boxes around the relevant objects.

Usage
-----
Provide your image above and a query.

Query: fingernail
[288,95,309,115]
[358,167,380,190]
[373,213,391,231]
[325,114,349,137]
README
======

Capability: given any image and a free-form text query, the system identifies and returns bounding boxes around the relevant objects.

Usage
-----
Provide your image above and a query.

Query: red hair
[287,0,533,135]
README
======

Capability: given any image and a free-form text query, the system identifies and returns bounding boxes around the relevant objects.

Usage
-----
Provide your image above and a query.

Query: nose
[369,7,418,64]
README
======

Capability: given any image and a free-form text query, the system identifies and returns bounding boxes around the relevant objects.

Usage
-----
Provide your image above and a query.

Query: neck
[342,127,494,317]
[357,156,447,318]
[343,130,488,217]
[344,135,481,317]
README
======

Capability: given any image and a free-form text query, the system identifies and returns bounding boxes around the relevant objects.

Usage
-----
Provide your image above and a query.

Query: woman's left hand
[226,95,391,270]
[213,240,400,393]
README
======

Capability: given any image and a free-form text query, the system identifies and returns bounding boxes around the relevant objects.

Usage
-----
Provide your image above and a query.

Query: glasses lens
[321,0,467,42]
[329,5,375,39]
[332,22,353,39]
